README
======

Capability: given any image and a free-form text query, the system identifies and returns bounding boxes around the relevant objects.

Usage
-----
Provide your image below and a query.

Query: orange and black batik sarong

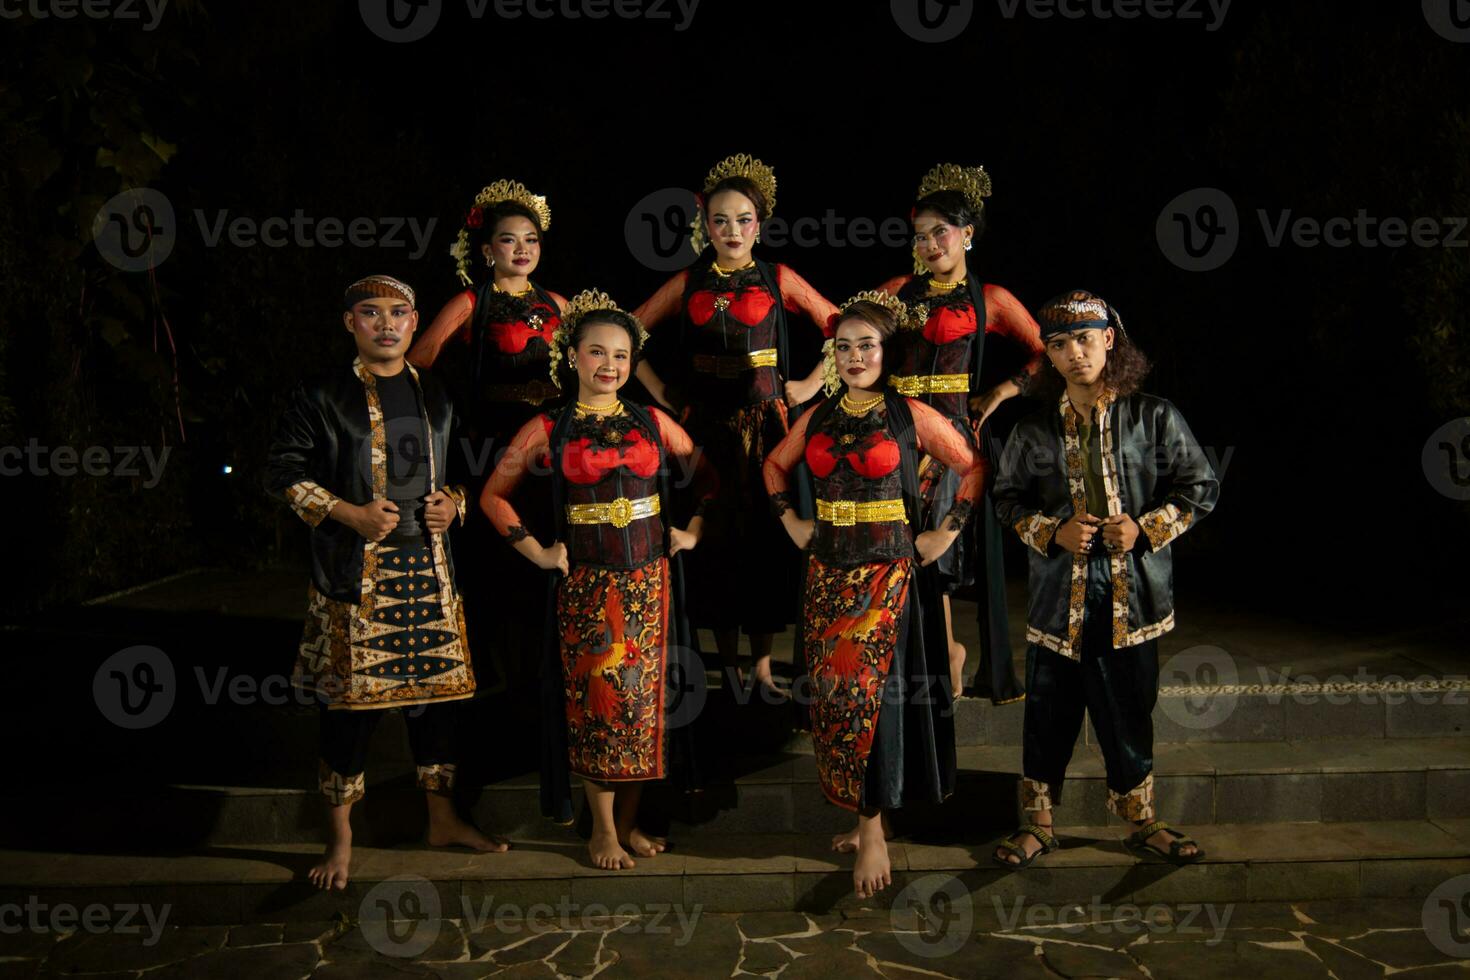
[556,556,670,782]
[802,556,914,811]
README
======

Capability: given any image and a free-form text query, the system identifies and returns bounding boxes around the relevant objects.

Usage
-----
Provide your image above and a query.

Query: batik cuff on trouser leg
[319,760,366,806]
[416,763,456,796]
[1021,776,1056,813]
[1106,771,1155,822]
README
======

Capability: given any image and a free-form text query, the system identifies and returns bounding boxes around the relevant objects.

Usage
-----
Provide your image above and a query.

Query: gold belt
[889,374,969,396]
[815,498,908,527]
[566,494,661,529]
[482,379,560,406]
[692,347,779,380]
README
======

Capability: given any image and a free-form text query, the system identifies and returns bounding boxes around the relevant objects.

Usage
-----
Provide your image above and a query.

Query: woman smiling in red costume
[763,292,978,899]
[877,164,1044,704]
[633,154,838,698]
[482,290,715,870]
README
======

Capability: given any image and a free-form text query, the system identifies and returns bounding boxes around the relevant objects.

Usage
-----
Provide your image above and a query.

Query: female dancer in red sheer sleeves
[482,290,715,870]
[408,180,570,703]
[763,293,980,899]
[876,164,1044,704]
[633,154,837,698]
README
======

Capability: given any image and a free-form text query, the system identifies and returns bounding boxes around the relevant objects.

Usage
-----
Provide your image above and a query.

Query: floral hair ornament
[911,162,992,274]
[547,289,650,385]
[689,153,778,256]
[820,290,922,395]
[449,179,552,287]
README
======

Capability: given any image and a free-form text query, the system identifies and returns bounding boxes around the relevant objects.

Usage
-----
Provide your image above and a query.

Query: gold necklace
[575,399,623,416]
[494,281,536,298]
[712,259,755,276]
[927,277,965,292]
[839,391,885,416]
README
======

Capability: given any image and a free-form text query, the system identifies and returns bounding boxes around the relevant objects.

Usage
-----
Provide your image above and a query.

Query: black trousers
[1020,553,1159,822]
[317,702,457,805]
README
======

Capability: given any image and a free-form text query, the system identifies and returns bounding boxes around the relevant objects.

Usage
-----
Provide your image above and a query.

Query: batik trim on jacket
[1023,390,1178,661]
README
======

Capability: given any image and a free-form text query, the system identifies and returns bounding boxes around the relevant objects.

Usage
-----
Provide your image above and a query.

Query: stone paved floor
[2,900,1467,978]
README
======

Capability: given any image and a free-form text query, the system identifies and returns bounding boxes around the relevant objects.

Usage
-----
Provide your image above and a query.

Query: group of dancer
[266,156,1220,898]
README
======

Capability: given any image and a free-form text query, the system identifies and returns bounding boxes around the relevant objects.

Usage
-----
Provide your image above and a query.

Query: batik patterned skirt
[294,540,476,710]
[802,556,914,811]
[557,556,670,782]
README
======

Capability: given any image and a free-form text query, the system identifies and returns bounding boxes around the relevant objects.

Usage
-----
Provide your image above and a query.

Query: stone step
[8,738,1466,849]
[3,820,1468,925]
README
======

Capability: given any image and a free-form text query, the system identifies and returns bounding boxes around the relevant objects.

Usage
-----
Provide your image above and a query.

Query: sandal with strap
[1125,820,1205,865]
[992,823,1059,868]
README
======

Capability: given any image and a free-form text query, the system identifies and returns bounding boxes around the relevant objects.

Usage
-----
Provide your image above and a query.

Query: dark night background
[2,0,1467,626]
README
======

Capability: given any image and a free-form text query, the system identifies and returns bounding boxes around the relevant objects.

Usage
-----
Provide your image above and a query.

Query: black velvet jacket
[993,389,1219,659]
[265,358,468,603]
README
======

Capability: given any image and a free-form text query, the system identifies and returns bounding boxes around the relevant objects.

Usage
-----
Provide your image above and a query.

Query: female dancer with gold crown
[633,154,838,699]
[482,290,716,868]
[763,291,979,898]
[877,164,1044,705]
[409,180,570,705]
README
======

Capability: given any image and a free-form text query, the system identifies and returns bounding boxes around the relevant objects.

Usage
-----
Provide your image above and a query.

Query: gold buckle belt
[692,347,779,380]
[483,379,560,406]
[889,374,969,396]
[566,494,661,529]
[815,498,908,527]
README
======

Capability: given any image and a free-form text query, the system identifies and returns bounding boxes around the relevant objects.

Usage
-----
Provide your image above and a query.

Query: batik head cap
[343,274,415,311]
[689,153,778,255]
[819,290,924,395]
[1037,289,1125,339]
[547,289,650,385]
[450,179,552,287]
[912,163,993,274]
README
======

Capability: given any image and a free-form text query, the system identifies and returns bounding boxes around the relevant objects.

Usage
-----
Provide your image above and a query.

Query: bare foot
[749,658,790,704]
[308,838,351,891]
[832,812,893,853]
[589,830,636,870]
[853,839,892,900]
[622,826,668,857]
[428,816,510,853]
[948,640,967,697]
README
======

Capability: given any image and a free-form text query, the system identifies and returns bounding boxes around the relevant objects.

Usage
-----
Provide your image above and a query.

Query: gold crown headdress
[689,153,778,256]
[820,290,925,395]
[450,179,552,287]
[911,163,992,274]
[547,289,650,385]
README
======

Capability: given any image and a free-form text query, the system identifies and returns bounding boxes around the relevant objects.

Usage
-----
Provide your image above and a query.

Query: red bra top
[805,430,901,480]
[471,291,560,356]
[687,288,776,328]
[919,304,979,346]
[537,417,661,485]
